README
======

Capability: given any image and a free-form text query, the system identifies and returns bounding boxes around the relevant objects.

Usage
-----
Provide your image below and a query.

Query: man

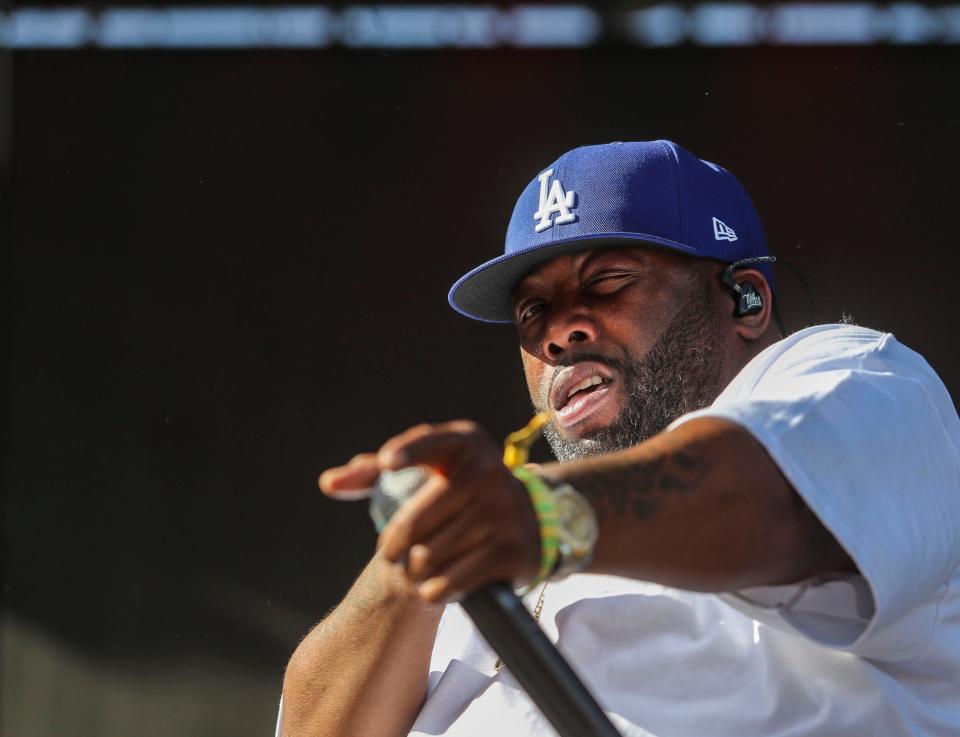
[279,141,960,736]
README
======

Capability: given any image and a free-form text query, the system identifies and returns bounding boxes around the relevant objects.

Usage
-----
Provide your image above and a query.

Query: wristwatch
[545,479,598,580]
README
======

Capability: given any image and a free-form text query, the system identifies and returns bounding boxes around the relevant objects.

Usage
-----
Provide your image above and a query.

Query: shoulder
[709,324,959,438]
[725,323,943,398]
[758,323,892,371]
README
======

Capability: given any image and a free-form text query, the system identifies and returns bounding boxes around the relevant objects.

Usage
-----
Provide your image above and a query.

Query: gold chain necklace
[494,582,548,672]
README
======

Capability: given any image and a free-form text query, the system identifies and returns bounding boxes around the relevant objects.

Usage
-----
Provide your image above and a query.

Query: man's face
[512,247,731,461]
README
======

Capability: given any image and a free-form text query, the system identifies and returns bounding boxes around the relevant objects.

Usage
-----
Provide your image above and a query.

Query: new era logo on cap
[713,217,738,242]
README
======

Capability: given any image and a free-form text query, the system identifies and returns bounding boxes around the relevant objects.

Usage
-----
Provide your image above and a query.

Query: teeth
[567,375,603,399]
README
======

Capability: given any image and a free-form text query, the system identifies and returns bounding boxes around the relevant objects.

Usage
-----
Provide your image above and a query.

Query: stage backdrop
[5,31,960,737]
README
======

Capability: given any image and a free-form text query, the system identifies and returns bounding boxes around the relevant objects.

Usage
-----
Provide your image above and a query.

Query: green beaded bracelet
[513,466,560,591]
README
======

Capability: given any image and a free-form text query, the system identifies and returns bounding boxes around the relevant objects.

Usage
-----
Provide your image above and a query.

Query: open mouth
[551,366,617,429]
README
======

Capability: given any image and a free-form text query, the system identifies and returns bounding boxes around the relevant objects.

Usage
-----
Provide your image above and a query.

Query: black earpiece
[735,282,763,317]
[720,256,776,318]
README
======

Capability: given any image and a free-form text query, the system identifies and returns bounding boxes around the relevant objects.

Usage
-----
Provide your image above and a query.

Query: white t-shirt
[410,325,960,737]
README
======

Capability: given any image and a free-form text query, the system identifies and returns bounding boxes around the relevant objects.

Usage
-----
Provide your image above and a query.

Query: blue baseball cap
[448,140,773,323]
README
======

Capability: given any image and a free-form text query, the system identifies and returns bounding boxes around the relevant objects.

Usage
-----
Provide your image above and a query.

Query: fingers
[319,453,380,499]
[416,544,514,604]
[405,505,491,583]
[377,420,495,474]
[379,461,542,600]
[379,473,472,563]
[319,420,542,603]
[319,420,489,501]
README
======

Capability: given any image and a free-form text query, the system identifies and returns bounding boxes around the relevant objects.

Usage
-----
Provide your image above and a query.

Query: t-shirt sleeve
[670,326,960,663]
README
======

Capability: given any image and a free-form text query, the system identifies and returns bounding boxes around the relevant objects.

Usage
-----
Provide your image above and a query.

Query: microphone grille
[369,466,430,532]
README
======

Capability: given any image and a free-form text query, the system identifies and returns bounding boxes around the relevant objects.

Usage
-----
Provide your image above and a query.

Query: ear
[729,269,773,343]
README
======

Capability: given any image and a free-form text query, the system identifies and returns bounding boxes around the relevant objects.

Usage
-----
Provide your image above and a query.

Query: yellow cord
[502,411,549,470]
[502,411,558,590]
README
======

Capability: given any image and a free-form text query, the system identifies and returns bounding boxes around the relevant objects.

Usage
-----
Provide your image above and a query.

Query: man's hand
[320,420,542,603]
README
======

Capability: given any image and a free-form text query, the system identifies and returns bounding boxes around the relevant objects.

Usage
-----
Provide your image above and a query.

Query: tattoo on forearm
[572,443,710,522]
[313,566,386,641]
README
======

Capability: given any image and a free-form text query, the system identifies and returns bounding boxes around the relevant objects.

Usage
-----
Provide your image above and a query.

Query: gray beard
[540,283,728,463]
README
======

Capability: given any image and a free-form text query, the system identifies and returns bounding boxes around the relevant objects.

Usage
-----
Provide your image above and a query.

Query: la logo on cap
[713,217,738,242]
[534,168,577,233]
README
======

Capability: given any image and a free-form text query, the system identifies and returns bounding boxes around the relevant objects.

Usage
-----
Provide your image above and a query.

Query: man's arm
[280,550,443,737]
[548,416,857,591]
[373,417,856,603]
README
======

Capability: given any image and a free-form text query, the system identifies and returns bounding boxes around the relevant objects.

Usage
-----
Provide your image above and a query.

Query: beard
[540,281,729,463]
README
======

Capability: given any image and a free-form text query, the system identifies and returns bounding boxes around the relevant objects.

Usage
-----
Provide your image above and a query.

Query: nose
[542,307,599,359]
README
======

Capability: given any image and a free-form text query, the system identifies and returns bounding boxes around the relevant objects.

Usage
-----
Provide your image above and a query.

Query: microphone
[371,467,622,737]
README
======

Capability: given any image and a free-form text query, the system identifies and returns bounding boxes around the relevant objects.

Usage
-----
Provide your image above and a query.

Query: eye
[517,300,545,324]
[584,270,635,293]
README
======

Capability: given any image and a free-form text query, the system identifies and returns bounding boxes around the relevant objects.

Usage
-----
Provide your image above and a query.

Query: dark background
[4,24,960,737]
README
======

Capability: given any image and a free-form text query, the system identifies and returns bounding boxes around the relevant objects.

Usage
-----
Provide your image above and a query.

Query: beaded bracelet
[512,466,560,591]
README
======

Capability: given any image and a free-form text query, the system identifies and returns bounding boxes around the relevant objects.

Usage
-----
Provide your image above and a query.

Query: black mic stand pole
[461,581,622,737]
[372,446,622,737]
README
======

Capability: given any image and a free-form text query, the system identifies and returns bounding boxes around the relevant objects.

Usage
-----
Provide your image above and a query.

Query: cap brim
[447,234,700,323]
